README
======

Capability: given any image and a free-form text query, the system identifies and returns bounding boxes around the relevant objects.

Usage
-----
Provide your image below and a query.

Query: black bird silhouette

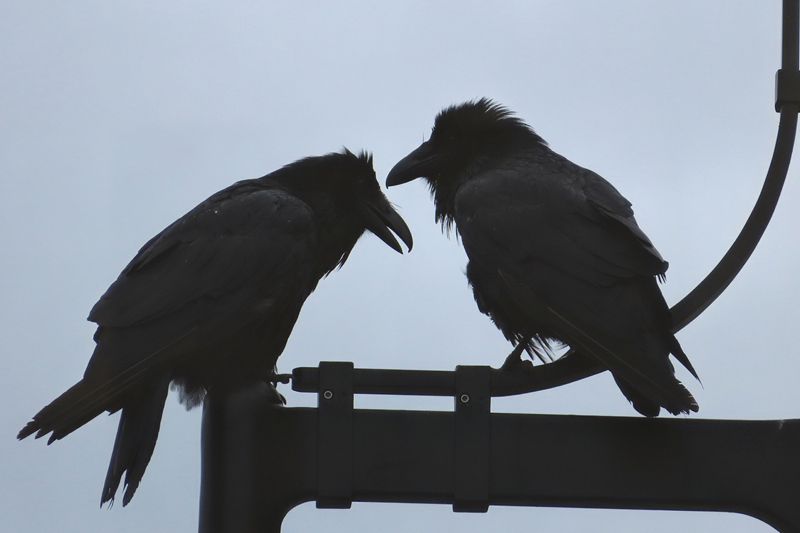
[387,99,697,417]
[19,149,412,506]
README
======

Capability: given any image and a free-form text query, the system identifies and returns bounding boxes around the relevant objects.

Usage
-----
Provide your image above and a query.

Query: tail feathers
[17,380,113,444]
[549,307,699,416]
[613,372,698,417]
[497,269,699,416]
[102,377,170,507]
[18,327,198,444]
[613,375,661,417]
[561,315,699,416]
[668,335,701,383]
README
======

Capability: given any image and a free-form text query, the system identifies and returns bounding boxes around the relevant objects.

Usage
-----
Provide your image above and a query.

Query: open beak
[386,140,440,187]
[363,198,413,253]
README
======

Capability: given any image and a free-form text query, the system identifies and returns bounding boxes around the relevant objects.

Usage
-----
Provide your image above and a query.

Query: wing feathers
[498,268,697,415]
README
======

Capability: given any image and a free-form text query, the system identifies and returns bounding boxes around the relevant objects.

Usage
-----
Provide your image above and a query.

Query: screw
[460,394,470,404]
[323,390,333,400]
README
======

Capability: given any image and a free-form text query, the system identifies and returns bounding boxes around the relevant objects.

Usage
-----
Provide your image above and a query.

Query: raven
[387,99,697,417]
[19,149,412,506]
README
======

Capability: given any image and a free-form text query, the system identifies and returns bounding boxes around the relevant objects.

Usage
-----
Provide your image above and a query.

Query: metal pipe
[293,96,799,398]
[201,381,800,533]
[491,0,800,396]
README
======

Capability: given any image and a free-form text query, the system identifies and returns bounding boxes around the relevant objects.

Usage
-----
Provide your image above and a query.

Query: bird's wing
[496,266,696,415]
[453,161,677,344]
[19,182,321,447]
[89,181,318,329]
[580,168,667,271]
[455,163,667,290]
[454,164,697,412]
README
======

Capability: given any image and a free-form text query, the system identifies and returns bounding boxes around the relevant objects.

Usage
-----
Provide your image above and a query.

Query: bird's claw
[500,343,534,373]
[264,381,287,405]
[269,372,292,385]
[501,357,535,376]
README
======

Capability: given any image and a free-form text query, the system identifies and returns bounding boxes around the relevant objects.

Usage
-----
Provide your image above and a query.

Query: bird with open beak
[20,149,412,506]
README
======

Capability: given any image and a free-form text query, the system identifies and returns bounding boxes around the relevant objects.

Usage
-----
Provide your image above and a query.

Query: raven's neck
[431,139,549,231]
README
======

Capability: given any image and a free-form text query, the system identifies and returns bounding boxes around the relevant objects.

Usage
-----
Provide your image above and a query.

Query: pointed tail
[17,379,113,444]
[18,374,171,506]
[101,377,170,507]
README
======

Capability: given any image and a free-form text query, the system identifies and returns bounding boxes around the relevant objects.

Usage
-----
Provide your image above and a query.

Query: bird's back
[453,146,697,416]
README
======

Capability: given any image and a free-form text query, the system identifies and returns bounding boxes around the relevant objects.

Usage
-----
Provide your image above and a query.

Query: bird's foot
[269,371,292,385]
[266,372,288,405]
[500,343,534,374]
[265,382,287,405]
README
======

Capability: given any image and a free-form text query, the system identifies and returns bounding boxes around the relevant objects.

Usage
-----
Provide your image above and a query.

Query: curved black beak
[363,197,413,253]
[386,140,439,187]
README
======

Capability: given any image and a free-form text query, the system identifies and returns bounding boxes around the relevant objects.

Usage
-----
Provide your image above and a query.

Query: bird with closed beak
[387,98,698,417]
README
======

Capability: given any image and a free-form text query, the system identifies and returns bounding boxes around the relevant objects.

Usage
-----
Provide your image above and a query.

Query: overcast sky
[2,1,798,532]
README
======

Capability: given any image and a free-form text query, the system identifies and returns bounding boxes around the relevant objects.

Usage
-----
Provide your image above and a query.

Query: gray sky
[2,1,797,531]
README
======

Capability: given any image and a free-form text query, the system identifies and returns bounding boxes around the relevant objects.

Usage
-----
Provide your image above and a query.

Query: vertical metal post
[784,0,799,70]
[199,383,315,533]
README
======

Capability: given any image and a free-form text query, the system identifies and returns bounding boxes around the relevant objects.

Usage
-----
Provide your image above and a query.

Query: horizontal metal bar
[200,384,800,533]
[293,366,456,396]
[292,358,606,398]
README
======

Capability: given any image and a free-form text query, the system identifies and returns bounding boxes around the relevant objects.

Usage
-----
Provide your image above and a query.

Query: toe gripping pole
[199,2,800,532]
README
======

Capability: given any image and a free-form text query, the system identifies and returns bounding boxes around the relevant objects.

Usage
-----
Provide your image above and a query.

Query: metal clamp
[317,361,354,508]
[453,366,491,512]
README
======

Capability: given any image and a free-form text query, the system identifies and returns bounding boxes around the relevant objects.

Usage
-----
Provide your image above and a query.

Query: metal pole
[200,370,800,533]
[488,0,800,395]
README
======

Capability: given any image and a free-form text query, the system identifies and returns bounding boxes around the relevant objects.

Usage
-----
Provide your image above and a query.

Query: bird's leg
[500,340,534,373]
[265,381,286,405]
[269,370,292,385]
[266,369,288,405]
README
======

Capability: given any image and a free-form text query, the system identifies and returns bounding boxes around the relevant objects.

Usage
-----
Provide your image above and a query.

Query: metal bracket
[776,69,800,111]
[454,366,491,512]
[317,361,354,509]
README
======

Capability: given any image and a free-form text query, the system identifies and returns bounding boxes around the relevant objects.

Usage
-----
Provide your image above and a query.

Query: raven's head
[285,149,412,272]
[386,98,544,225]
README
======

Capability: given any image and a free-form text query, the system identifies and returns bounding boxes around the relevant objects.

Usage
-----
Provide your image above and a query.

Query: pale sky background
[2,1,798,532]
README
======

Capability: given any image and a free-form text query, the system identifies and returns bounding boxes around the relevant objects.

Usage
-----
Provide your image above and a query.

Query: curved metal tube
[284,2,799,400]
[491,105,798,397]
[671,106,798,330]
[490,1,799,397]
